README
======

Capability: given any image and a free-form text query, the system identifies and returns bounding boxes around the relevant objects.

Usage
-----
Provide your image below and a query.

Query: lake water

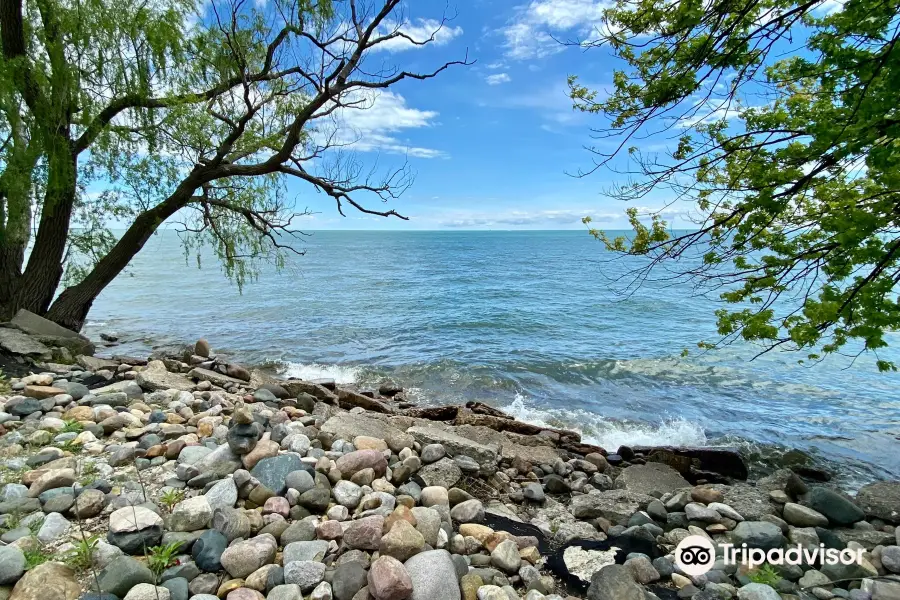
[82,230,900,486]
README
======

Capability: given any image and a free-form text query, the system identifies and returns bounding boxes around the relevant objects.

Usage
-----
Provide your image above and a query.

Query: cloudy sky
[290,0,693,230]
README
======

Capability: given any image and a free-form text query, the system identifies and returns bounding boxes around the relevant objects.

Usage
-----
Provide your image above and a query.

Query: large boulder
[0,327,50,356]
[251,454,305,495]
[11,309,94,355]
[10,562,80,600]
[614,463,690,496]
[856,481,900,523]
[192,444,244,479]
[407,426,498,467]
[403,550,461,600]
[321,414,414,453]
[570,490,654,525]
[135,360,194,392]
[586,564,644,600]
[804,487,865,526]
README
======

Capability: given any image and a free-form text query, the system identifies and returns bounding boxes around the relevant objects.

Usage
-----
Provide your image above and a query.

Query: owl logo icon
[675,535,716,576]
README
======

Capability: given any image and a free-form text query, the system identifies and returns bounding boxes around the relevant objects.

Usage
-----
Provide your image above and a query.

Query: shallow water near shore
[83,230,900,486]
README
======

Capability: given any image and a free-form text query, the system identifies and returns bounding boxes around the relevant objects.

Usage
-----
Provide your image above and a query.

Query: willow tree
[572,0,900,370]
[0,0,463,330]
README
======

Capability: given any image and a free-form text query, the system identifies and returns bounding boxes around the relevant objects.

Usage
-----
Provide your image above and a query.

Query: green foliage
[64,534,100,571]
[574,0,900,370]
[0,510,23,532]
[748,564,782,587]
[59,439,83,454]
[27,516,44,534]
[0,370,10,394]
[23,548,51,570]
[159,489,185,512]
[61,419,84,434]
[147,542,183,575]
[79,461,99,486]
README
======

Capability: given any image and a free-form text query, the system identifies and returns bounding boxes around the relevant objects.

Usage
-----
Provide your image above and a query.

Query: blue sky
[292,0,690,230]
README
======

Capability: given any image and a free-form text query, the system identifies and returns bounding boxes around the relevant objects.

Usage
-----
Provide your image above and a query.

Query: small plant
[59,439,83,454]
[147,542,183,575]
[0,369,11,394]
[79,461,99,485]
[0,510,22,532]
[61,419,84,434]
[26,516,44,535]
[0,466,29,486]
[748,563,782,587]
[64,534,100,571]
[23,548,51,570]
[159,489,185,512]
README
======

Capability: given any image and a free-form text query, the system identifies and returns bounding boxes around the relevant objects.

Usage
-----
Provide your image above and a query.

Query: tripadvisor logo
[674,535,865,576]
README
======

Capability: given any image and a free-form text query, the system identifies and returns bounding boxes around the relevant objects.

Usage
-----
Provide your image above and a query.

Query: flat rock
[856,480,900,523]
[415,458,462,489]
[135,360,194,392]
[188,367,248,389]
[321,414,414,453]
[193,444,244,479]
[108,506,163,535]
[0,328,51,356]
[407,426,498,466]
[615,463,690,496]
[570,490,654,525]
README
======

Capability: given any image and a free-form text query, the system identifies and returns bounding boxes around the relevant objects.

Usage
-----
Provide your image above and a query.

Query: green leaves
[576,0,900,370]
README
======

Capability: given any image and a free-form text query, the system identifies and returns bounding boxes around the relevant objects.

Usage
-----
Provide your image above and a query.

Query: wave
[280,361,362,384]
[501,393,708,451]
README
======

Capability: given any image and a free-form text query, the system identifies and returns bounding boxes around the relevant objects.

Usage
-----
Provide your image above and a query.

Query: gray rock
[523,483,545,503]
[191,444,243,479]
[135,360,194,392]
[284,541,330,564]
[407,426,498,466]
[332,561,368,600]
[450,499,485,524]
[856,481,900,522]
[736,583,781,600]
[881,546,900,573]
[123,584,171,600]
[321,414,414,454]
[268,584,302,600]
[420,444,446,464]
[731,521,785,550]
[0,545,25,585]
[283,561,326,593]
[571,490,654,525]
[415,458,462,489]
[490,540,521,573]
[168,496,212,532]
[586,564,644,600]
[178,446,213,465]
[615,463,690,496]
[285,470,315,494]
[192,529,228,572]
[404,550,461,600]
[280,520,317,545]
[333,481,363,509]
[37,511,70,543]
[782,502,829,527]
[220,534,277,578]
[251,454,304,495]
[205,478,238,512]
[805,487,865,526]
[161,577,189,600]
[94,556,155,597]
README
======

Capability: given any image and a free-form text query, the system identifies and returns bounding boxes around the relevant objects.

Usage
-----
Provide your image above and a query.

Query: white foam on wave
[281,362,361,384]
[503,393,708,451]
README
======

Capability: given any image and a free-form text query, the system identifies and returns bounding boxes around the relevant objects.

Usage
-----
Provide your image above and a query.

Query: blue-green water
[83,230,900,484]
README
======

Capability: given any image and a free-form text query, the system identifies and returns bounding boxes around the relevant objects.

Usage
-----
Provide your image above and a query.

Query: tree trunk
[0,239,25,320]
[45,186,196,330]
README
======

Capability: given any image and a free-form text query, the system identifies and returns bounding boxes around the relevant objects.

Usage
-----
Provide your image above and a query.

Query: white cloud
[437,204,695,228]
[502,0,611,60]
[485,61,507,70]
[373,18,463,52]
[485,73,512,85]
[319,90,445,159]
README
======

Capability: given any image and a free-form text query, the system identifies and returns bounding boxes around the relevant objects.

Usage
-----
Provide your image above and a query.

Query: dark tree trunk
[45,187,196,330]
[0,239,25,320]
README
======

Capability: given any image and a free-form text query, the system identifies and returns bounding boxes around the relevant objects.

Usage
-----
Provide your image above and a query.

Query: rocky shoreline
[0,313,899,600]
